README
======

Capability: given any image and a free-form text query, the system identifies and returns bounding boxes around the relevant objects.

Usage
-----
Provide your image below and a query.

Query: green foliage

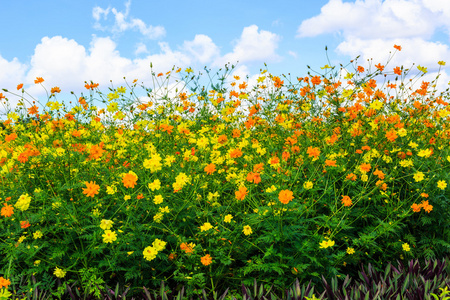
[0,46,450,297]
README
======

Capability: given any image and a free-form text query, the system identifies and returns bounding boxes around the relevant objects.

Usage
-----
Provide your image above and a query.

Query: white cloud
[93,0,165,39]
[134,43,149,55]
[182,35,220,64]
[20,36,194,101]
[296,0,450,97]
[288,51,297,59]
[213,25,281,67]
[297,0,441,40]
[0,55,28,92]
[336,37,450,72]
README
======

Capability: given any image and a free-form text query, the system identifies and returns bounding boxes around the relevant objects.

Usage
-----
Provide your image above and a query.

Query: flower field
[0,45,449,299]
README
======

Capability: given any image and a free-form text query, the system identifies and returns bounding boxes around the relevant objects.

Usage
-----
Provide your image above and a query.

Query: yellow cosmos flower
[224,214,233,223]
[200,222,213,232]
[402,243,411,252]
[143,246,158,261]
[102,230,117,243]
[437,180,447,190]
[54,267,66,278]
[319,239,335,249]
[413,172,425,182]
[100,219,114,230]
[243,225,252,236]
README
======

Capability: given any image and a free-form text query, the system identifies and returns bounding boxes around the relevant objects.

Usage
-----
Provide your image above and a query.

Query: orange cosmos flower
[0,277,11,289]
[279,189,294,204]
[393,67,402,75]
[34,77,44,84]
[411,203,421,212]
[123,173,138,188]
[359,163,371,173]
[307,146,320,158]
[51,87,61,94]
[82,181,100,197]
[17,83,23,90]
[393,44,402,51]
[1,203,14,217]
[204,163,216,175]
[201,254,212,266]
[235,186,248,201]
[20,220,31,228]
[341,195,352,207]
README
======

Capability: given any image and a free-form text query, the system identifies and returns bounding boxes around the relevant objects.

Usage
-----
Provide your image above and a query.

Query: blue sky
[1,0,449,123]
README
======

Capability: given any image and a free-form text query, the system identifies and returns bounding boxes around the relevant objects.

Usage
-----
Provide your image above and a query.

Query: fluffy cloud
[0,55,28,92]
[297,0,442,40]
[93,0,165,39]
[213,25,281,67]
[182,35,220,64]
[296,0,450,95]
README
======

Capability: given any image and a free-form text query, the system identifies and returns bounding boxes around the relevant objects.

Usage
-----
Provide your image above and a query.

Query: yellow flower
[346,247,355,255]
[303,181,313,190]
[33,231,43,239]
[15,193,32,211]
[54,267,66,278]
[319,239,335,249]
[369,100,383,110]
[102,230,117,243]
[153,195,163,205]
[413,172,425,182]
[200,222,213,232]
[152,239,167,252]
[402,243,411,252]
[148,179,161,191]
[158,206,170,213]
[100,219,114,230]
[153,212,164,223]
[143,246,158,261]
[243,225,252,236]
[437,180,447,190]
[224,214,233,223]
[417,148,432,158]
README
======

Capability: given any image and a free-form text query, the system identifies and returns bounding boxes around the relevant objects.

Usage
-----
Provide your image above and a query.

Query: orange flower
[421,200,433,213]
[375,63,384,72]
[17,83,23,90]
[385,129,398,142]
[0,277,11,289]
[359,163,371,173]
[82,181,100,197]
[307,146,320,158]
[357,66,365,73]
[34,77,44,84]
[311,76,321,86]
[20,220,31,228]
[235,186,248,201]
[51,87,61,94]
[180,242,195,254]
[341,195,352,207]
[325,159,337,167]
[123,173,138,188]
[393,44,402,51]
[411,203,421,212]
[279,189,294,204]
[5,133,17,142]
[204,163,216,175]
[201,254,212,266]
[393,67,402,75]
[1,203,14,217]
